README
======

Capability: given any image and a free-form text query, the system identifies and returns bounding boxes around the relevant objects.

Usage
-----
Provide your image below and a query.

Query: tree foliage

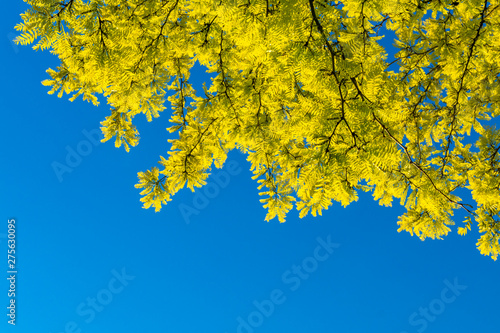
[16,0,500,259]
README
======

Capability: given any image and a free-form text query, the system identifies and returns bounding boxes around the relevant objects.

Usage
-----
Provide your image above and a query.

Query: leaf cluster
[16,0,500,259]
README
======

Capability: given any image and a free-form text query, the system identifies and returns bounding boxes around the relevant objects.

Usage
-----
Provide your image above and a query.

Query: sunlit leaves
[17,0,500,259]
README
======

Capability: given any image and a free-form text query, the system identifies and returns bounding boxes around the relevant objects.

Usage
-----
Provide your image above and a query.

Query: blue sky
[2,2,499,333]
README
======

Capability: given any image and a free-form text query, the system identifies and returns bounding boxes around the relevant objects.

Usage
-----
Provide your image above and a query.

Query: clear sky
[2,2,499,333]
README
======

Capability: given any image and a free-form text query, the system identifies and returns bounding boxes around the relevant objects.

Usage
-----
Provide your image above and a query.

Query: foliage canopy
[16,0,500,259]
